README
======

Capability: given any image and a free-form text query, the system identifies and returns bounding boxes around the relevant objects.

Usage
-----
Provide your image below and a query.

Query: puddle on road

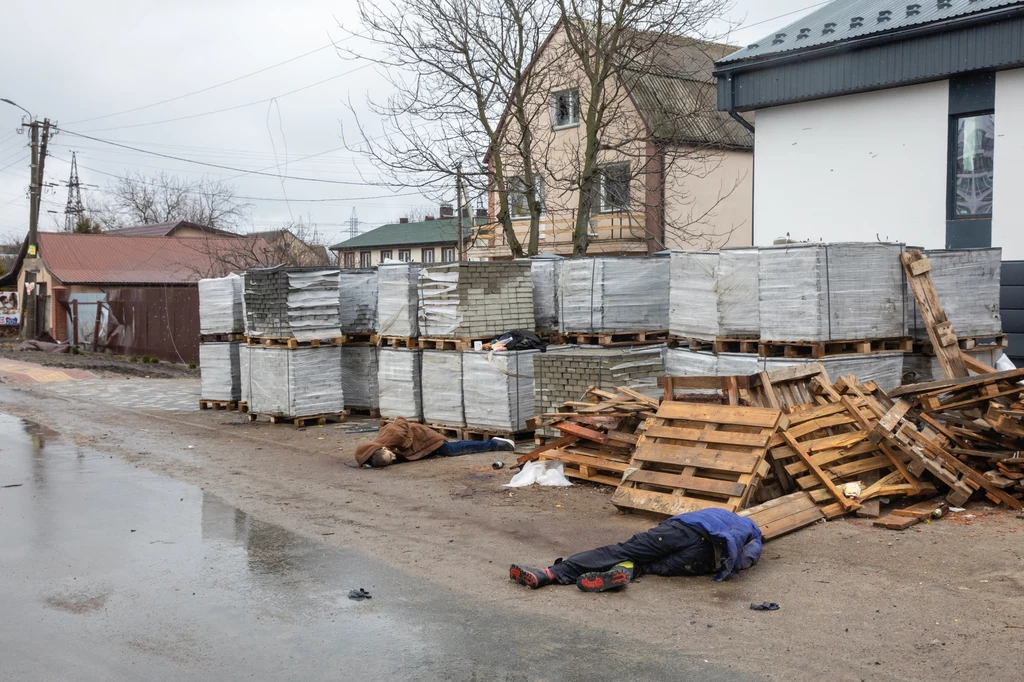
[0,413,758,682]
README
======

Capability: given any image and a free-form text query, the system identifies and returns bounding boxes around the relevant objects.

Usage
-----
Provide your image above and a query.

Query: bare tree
[93,171,252,231]
[342,0,557,257]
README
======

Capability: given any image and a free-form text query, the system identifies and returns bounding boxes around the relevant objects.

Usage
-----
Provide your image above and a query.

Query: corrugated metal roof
[330,218,461,251]
[104,220,235,237]
[37,232,268,285]
[720,0,1024,64]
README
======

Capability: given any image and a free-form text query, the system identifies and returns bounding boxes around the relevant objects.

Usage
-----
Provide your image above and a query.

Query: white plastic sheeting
[378,347,423,420]
[905,248,1002,339]
[759,243,905,342]
[764,353,905,393]
[421,350,465,426]
[239,344,251,404]
[669,249,759,340]
[338,269,378,334]
[377,263,421,337]
[199,275,244,335]
[559,257,670,333]
[531,256,562,334]
[247,345,344,417]
[504,461,572,487]
[462,350,537,433]
[418,267,461,336]
[200,341,241,401]
[903,348,1004,384]
[664,348,763,377]
[341,345,379,409]
[418,262,534,338]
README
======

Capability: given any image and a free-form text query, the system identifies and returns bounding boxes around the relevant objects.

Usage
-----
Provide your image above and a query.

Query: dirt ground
[4,376,1023,682]
[0,342,197,379]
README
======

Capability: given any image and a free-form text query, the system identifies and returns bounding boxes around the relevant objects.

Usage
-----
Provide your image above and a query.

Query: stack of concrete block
[199,341,241,401]
[533,346,665,435]
[905,248,1002,339]
[530,255,563,335]
[669,249,759,340]
[418,261,534,338]
[463,350,538,433]
[338,269,378,334]
[199,275,244,335]
[377,263,421,338]
[341,345,379,411]
[421,350,465,426]
[759,243,905,342]
[378,347,423,420]
[559,257,670,333]
[247,345,344,417]
[244,266,342,341]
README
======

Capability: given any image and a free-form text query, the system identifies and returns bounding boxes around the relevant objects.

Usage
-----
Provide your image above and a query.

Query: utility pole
[64,151,84,232]
[456,163,464,262]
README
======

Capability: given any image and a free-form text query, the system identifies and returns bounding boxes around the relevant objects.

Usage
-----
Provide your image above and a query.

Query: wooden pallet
[900,250,968,379]
[612,401,785,516]
[911,333,1008,355]
[540,447,631,486]
[757,337,912,359]
[671,336,760,354]
[561,330,668,347]
[247,412,347,427]
[379,336,418,349]
[199,399,240,411]
[661,375,750,406]
[425,423,465,439]
[739,491,824,541]
[418,336,492,351]
[345,406,380,418]
[237,401,249,413]
[462,426,535,443]
[340,332,379,345]
[246,336,343,349]
[200,333,244,343]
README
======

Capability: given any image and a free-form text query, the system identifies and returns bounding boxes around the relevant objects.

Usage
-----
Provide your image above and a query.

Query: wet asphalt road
[0,412,760,681]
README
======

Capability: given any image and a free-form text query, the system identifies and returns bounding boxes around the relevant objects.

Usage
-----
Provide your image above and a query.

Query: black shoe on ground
[509,564,556,588]
[576,566,632,592]
[492,437,516,452]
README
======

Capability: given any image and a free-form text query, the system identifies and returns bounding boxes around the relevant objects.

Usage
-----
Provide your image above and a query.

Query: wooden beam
[900,250,968,380]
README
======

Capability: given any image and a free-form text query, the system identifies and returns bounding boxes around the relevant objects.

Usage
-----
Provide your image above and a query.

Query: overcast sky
[0,0,825,246]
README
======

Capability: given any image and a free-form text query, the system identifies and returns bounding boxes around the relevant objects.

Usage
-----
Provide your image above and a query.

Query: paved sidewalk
[39,378,200,412]
[0,358,97,384]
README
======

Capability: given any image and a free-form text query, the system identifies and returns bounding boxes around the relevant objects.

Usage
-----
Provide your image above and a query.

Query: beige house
[471,28,753,258]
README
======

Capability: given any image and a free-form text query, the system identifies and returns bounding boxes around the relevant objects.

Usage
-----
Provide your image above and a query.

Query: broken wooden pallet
[611,401,785,516]
[739,491,825,541]
[900,250,968,380]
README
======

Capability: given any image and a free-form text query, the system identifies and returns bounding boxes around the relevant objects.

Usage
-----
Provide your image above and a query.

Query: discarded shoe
[749,601,779,611]
[348,588,372,601]
[509,564,556,588]
[576,565,632,593]
[492,437,516,452]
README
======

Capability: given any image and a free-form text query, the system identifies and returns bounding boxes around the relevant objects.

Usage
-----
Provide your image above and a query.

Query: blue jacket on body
[669,508,763,582]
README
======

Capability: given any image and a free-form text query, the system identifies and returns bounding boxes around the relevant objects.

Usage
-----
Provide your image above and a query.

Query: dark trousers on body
[549,519,719,585]
[433,439,505,457]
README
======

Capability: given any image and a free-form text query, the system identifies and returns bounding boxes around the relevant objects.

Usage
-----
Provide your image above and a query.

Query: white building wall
[994,68,1024,260]
[753,81,949,247]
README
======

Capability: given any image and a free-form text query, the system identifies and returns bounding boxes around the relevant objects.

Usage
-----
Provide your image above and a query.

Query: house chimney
[439,204,454,218]
[424,215,435,221]
[399,217,409,224]
[475,208,487,219]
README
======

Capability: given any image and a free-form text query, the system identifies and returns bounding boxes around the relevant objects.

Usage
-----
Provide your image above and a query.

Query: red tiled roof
[38,232,270,285]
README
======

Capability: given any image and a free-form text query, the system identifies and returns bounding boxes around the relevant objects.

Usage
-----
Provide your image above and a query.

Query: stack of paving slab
[530,255,563,335]
[378,347,423,420]
[377,262,421,338]
[418,261,534,339]
[669,249,759,340]
[463,350,539,434]
[421,350,465,427]
[904,247,1002,340]
[533,346,665,436]
[559,256,670,333]
[341,345,379,413]
[338,268,378,335]
[198,274,245,403]
[244,266,342,341]
[247,345,344,418]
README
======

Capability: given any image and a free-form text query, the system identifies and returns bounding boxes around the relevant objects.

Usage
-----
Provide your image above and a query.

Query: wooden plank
[786,414,859,439]
[644,424,772,448]
[891,498,950,520]
[826,454,892,478]
[605,429,639,445]
[962,353,997,375]
[541,450,631,472]
[757,506,826,541]
[553,422,608,444]
[654,401,782,429]
[516,435,579,465]
[739,491,819,527]
[624,469,748,498]
[632,443,764,473]
[888,367,1024,398]
[873,514,921,530]
[611,486,730,516]
[900,250,968,380]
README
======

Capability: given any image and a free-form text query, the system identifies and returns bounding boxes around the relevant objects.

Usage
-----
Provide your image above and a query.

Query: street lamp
[0,98,32,118]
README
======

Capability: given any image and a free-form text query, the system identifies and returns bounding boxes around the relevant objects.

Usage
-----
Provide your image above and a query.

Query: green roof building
[330,208,480,267]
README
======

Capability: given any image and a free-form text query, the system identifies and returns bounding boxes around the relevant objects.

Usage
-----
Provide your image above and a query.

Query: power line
[732,1,831,34]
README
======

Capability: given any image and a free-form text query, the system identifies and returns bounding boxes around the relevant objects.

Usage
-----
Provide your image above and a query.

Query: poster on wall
[1,289,19,326]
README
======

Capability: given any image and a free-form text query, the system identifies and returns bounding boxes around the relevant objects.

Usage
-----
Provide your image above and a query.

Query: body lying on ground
[354,416,515,467]
[510,508,762,592]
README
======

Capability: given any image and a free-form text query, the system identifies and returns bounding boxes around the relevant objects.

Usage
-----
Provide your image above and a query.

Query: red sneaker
[509,564,556,588]
[576,566,632,592]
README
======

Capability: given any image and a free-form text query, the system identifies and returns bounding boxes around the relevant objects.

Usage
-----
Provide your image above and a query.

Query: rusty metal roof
[37,232,269,285]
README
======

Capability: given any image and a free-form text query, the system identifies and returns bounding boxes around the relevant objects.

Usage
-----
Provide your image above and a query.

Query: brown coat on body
[354,417,447,465]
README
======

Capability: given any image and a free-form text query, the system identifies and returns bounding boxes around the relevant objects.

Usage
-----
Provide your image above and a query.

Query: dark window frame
[945,71,996,249]
[551,89,580,130]
[343,251,356,268]
[599,162,631,213]
[442,247,456,263]
[397,249,411,262]
[359,251,371,268]
[380,250,393,261]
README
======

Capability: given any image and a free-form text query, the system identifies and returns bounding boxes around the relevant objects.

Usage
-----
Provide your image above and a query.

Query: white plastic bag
[504,461,573,488]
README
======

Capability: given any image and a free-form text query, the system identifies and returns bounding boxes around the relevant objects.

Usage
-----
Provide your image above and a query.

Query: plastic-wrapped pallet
[905,248,1002,339]
[199,275,244,335]
[248,345,344,417]
[903,348,1004,384]
[759,243,905,342]
[764,353,905,393]
[244,266,342,341]
[530,255,563,334]
[200,342,241,401]
[669,249,759,340]
[377,263,421,338]
[338,269,378,334]
[239,344,251,405]
[559,257,670,333]
[421,350,465,426]
[418,262,534,338]
[378,347,423,420]
[664,347,763,376]
[341,345,379,410]
[463,350,537,433]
